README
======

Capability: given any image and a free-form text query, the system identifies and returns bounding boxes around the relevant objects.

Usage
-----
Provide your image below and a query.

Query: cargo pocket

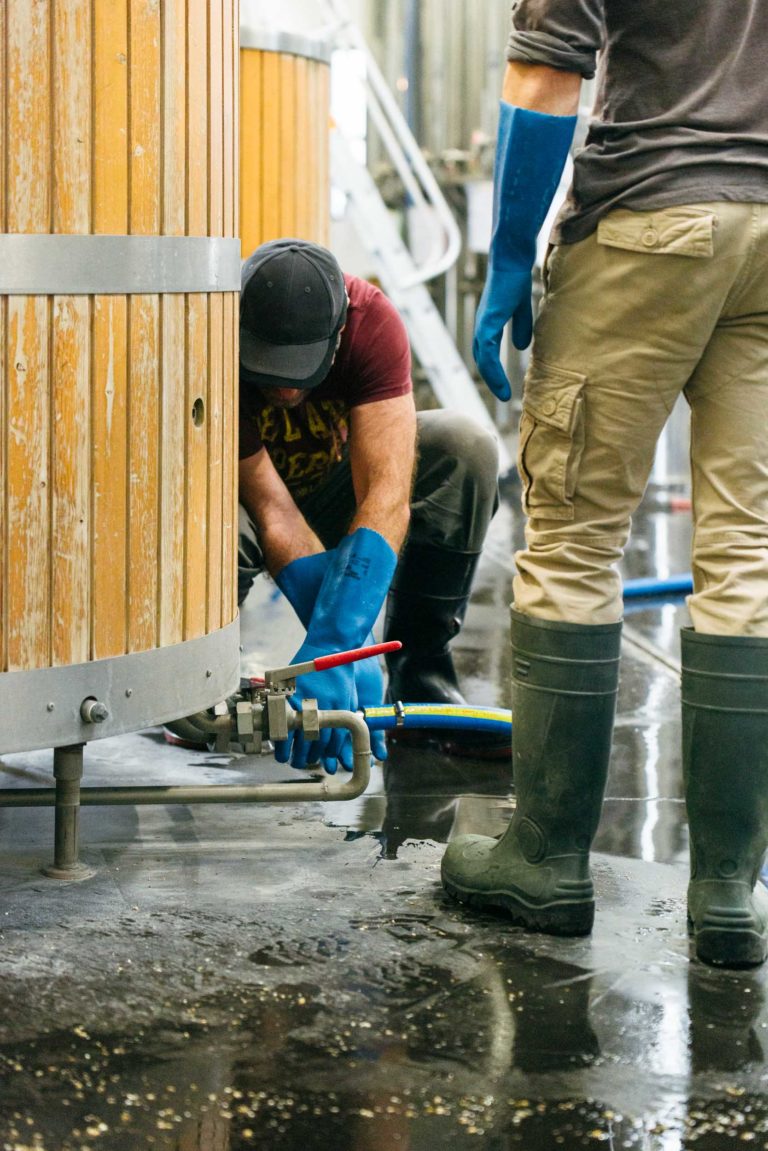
[597,205,716,258]
[518,362,586,521]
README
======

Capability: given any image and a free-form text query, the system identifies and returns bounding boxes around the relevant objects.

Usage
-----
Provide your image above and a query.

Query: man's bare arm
[238,448,324,577]
[503,61,581,114]
[347,393,417,554]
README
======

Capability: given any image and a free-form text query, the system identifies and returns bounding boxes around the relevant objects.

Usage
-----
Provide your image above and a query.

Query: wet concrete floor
[2,484,768,1150]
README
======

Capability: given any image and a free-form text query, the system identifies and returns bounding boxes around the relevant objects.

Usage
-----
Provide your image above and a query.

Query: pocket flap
[524,362,586,434]
[597,206,715,257]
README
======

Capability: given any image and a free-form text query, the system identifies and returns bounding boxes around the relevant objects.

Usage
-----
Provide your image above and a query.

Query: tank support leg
[42,744,94,881]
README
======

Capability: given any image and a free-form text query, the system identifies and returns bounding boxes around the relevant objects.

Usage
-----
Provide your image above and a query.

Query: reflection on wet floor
[3,485,768,1148]
[4,883,768,1150]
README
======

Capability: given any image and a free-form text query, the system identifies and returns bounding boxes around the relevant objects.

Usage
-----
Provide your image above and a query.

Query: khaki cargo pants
[514,201,768,635]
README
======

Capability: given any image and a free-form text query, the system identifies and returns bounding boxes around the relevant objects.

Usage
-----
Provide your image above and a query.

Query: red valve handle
[260,640,403,688]
[312,639,402,671]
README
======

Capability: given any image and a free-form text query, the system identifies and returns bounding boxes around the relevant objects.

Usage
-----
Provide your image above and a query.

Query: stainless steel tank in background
[356,0,510,155]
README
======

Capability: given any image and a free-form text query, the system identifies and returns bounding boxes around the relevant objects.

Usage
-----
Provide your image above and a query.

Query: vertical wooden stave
[4,1,53,672]
[307,58,331,246]
[158,0,188,650]
[227,0,239,632]
[52,0,93,668]
[293,56,311,242]
[279,55,298,239]
[6,300,52,672]
[305,59,320,245]
[207,0,226,635]
[225,0,239,248]
[127,0,163,655]
[184,0,211,641]
[127,294,161,653]
[239,49,264,259]
[222,0,239,628]
[91,0,130,661]
[315,61,331,247]
[260,51,282,244]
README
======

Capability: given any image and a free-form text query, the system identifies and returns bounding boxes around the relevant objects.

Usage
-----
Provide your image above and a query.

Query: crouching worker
[236,238,505,771]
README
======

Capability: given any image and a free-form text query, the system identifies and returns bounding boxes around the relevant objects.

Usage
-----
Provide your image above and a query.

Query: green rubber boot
[441,610,622,936]
[682,629,768,969]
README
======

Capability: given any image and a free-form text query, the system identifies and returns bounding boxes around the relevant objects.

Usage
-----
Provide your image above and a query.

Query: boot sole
[687,914,768,969]
[442,876,594,937]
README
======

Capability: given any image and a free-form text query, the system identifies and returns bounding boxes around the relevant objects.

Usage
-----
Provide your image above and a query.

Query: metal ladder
[324,1,511,471]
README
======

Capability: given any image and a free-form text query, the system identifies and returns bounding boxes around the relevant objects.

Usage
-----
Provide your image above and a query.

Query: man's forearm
[502,61,581,115]
[347,394,415,555]
[239,451,324,577]
[349,497,410,556]
[252,511,324,578]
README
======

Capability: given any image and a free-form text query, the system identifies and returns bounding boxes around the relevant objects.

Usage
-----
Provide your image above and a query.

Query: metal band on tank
[0,235,241,295]
[0,617,241,754]
[239,27,332,64]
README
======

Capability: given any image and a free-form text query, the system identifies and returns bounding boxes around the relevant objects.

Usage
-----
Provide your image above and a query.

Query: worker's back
[507,0,768,241]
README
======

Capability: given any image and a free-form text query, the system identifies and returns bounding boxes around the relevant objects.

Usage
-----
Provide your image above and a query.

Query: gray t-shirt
[507,0,768,243]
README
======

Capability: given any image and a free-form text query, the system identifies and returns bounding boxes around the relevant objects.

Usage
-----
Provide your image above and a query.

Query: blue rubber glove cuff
[473,102,576,400]
[275,552,332,628]
[305,527,397,651]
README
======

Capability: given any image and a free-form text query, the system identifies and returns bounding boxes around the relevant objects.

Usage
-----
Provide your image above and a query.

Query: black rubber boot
[383,542,509,760]
[682,629,768,969]
[441,610,622,935]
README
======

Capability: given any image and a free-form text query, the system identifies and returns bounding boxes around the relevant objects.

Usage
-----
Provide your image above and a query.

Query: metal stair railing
[320,0,511,469]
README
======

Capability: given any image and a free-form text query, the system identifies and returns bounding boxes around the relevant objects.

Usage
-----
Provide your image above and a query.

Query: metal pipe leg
[42,744,94,880]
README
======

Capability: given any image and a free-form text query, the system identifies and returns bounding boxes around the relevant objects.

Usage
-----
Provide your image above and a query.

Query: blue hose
[362,703,512,734]
[623,573,692,599]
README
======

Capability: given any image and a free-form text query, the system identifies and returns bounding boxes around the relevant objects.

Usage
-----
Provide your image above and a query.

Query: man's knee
[416,410,499,490]
[412,411,501,551]
[416,409,502,513]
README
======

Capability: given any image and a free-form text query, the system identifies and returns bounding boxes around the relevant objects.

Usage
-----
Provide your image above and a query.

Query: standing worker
[441,0,768,968]
[237,238,506,771]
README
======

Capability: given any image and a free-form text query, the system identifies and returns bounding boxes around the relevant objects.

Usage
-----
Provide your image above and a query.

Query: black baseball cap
[240,239,348,390]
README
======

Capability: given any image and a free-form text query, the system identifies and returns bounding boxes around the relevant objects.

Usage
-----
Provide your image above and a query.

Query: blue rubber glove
[275,551,389,766]
[275,551,332,623]
[277,648,359,773]
[473,102,576,401]
[274,529,397,773]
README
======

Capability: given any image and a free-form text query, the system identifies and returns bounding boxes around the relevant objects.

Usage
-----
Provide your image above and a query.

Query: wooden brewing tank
[239,26,331,259]
[0,0,241,754]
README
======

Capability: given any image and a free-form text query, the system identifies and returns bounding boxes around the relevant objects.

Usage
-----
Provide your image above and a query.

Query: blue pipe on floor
[623,573,693,599]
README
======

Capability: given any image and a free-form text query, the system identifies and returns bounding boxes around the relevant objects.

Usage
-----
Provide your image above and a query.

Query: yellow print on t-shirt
[257,398,349,499]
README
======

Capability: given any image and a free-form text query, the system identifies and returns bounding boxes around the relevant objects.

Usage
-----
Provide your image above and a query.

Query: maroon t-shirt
[239,274,412,501]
